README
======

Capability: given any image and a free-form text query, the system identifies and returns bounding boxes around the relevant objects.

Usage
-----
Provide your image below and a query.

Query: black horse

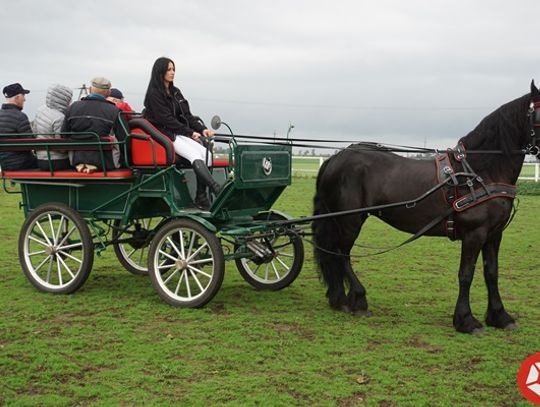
[312,81,540,333]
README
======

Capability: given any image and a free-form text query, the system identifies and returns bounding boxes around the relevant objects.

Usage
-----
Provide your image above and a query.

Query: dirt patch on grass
[210,302,230,317]
[269,322,315,341]
[408,336,445,353]
[337,391,366,406]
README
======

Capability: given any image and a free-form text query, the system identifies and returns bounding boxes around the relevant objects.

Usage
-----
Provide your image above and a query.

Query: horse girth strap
[452,184,516,211]
[434,150,517,240]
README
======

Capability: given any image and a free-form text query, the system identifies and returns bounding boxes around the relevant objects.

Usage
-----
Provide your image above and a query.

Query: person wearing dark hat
[62,77,123,172]
[107,88,134,115]
[0,83,38,170]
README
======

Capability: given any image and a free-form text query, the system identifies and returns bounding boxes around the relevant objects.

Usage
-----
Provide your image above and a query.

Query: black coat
[61,95,121,169]
[0,103,32,134]
[144,86,206,140]
[0,103,36,170]
[62,96,120,138]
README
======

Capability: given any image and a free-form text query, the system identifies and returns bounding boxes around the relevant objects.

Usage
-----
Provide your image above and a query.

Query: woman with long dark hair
[143,56,220,209]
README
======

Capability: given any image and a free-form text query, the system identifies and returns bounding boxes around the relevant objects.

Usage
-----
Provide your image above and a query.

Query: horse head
[529,80,540,157]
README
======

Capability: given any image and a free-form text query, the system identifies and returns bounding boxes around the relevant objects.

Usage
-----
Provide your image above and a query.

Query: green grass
[519,163,539,178]
[1,179,539,406]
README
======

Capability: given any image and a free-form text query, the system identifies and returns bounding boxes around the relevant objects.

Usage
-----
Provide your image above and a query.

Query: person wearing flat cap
[62,77,123,172]
[0,83,38,170]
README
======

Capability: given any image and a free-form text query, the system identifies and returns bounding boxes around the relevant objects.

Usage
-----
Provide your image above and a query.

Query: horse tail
[312,157,345,306]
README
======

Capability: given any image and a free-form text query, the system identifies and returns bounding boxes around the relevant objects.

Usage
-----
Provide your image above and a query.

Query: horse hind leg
[314,212,369,314]
[313,231,348,312]
[482,231,517,330]
[344,259,370,316]
[313,213,366,313]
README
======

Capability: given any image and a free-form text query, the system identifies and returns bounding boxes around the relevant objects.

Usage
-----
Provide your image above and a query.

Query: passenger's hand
[202,129,215,138]
[191,132,202,141]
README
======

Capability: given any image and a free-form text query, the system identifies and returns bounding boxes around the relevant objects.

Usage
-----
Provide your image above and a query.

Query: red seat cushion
[212,159,229,167]
[128,119,176,167]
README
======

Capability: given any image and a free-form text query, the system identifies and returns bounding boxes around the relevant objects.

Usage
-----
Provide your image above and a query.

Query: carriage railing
[0,130,127,176]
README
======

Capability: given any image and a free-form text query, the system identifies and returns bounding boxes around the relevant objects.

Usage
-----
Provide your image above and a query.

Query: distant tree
[311,149,315,156]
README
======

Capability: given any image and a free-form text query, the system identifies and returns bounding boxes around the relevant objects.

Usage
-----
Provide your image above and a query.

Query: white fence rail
[519,162,540,182]
[292,157,540,182]
[291,156,324,173]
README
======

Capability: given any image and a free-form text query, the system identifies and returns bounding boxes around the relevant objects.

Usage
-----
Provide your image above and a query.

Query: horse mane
[459,93,530,173]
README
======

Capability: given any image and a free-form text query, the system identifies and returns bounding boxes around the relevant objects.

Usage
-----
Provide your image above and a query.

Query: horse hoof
[504,322,518,331]
[351,309,372,317]
[471,327,486,336]
[340,305,352,314]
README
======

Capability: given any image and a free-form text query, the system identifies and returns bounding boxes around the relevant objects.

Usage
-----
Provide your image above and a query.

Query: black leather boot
[192,160,221,195]
[194,177,210,210]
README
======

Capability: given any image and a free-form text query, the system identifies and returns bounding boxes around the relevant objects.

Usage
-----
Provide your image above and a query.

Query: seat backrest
[128,118,175,167]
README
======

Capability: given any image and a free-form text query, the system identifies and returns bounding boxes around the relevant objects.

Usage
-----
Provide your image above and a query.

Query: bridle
[526,101,540,157]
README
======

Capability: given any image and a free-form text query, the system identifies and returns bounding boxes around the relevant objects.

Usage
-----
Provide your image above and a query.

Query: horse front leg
[482,231,517,330]
[454,234,485,334]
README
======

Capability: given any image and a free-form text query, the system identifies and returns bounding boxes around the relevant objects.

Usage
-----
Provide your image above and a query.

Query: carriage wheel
[235,212,304,290]
[18,203,94,294]
[113,217,165,275]
[148,218,224,308]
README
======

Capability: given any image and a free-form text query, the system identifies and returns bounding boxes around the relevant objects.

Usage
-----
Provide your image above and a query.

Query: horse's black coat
[312,82,540,333]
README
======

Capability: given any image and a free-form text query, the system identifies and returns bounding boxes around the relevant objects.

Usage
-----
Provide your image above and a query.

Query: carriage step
[246,240,273,258]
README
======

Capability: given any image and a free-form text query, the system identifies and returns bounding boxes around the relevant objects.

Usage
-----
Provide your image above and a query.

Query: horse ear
[531,79,538,94]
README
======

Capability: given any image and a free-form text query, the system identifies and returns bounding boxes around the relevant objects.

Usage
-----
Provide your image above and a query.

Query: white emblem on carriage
[262,157,272,176]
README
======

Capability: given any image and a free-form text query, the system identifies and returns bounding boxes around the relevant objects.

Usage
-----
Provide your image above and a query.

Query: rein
[214,134,533,156]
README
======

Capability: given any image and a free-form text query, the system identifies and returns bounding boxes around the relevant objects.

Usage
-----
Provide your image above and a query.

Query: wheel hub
[176,259,188,270]
[44,246,57,256]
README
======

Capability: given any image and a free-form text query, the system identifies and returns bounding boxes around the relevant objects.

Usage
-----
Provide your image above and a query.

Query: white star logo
[526,362,540,396]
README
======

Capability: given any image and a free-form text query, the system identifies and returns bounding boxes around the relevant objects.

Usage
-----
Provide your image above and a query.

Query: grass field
[1,177,539,406]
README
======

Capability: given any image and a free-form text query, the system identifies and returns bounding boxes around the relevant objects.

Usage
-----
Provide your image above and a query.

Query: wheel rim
[116,218,158,273]
[153,226,217,302]
[22,211,88,289]
[239,235,296,284]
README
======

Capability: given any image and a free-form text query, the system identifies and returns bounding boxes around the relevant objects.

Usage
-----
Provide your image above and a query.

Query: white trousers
[173,136,212,165]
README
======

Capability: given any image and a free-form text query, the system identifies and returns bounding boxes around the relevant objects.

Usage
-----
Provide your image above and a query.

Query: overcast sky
[2,0,539,149]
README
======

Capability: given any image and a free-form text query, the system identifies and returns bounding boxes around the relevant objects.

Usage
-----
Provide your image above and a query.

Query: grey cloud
[1,0,539,149]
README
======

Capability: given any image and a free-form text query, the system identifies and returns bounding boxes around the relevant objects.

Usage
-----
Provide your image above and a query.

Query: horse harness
[435,143,516,240]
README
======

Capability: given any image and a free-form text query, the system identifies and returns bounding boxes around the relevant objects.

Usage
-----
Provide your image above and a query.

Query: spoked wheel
[113,217,165,275]
[235,212,304,290]
[18,203,94,294]
[148,218,224,308]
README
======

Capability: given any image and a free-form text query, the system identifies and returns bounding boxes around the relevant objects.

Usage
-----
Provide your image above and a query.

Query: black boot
[194,177,210,210]
[192,160,221,195]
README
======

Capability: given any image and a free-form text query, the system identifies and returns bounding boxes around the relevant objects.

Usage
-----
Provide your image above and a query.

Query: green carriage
[0,117,304,307]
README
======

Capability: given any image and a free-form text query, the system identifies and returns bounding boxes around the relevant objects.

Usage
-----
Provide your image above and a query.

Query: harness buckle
[527,144,540,156]
[454,198,468,210]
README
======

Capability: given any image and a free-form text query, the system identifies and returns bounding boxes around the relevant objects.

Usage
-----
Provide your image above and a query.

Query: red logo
[517,353,540,405]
